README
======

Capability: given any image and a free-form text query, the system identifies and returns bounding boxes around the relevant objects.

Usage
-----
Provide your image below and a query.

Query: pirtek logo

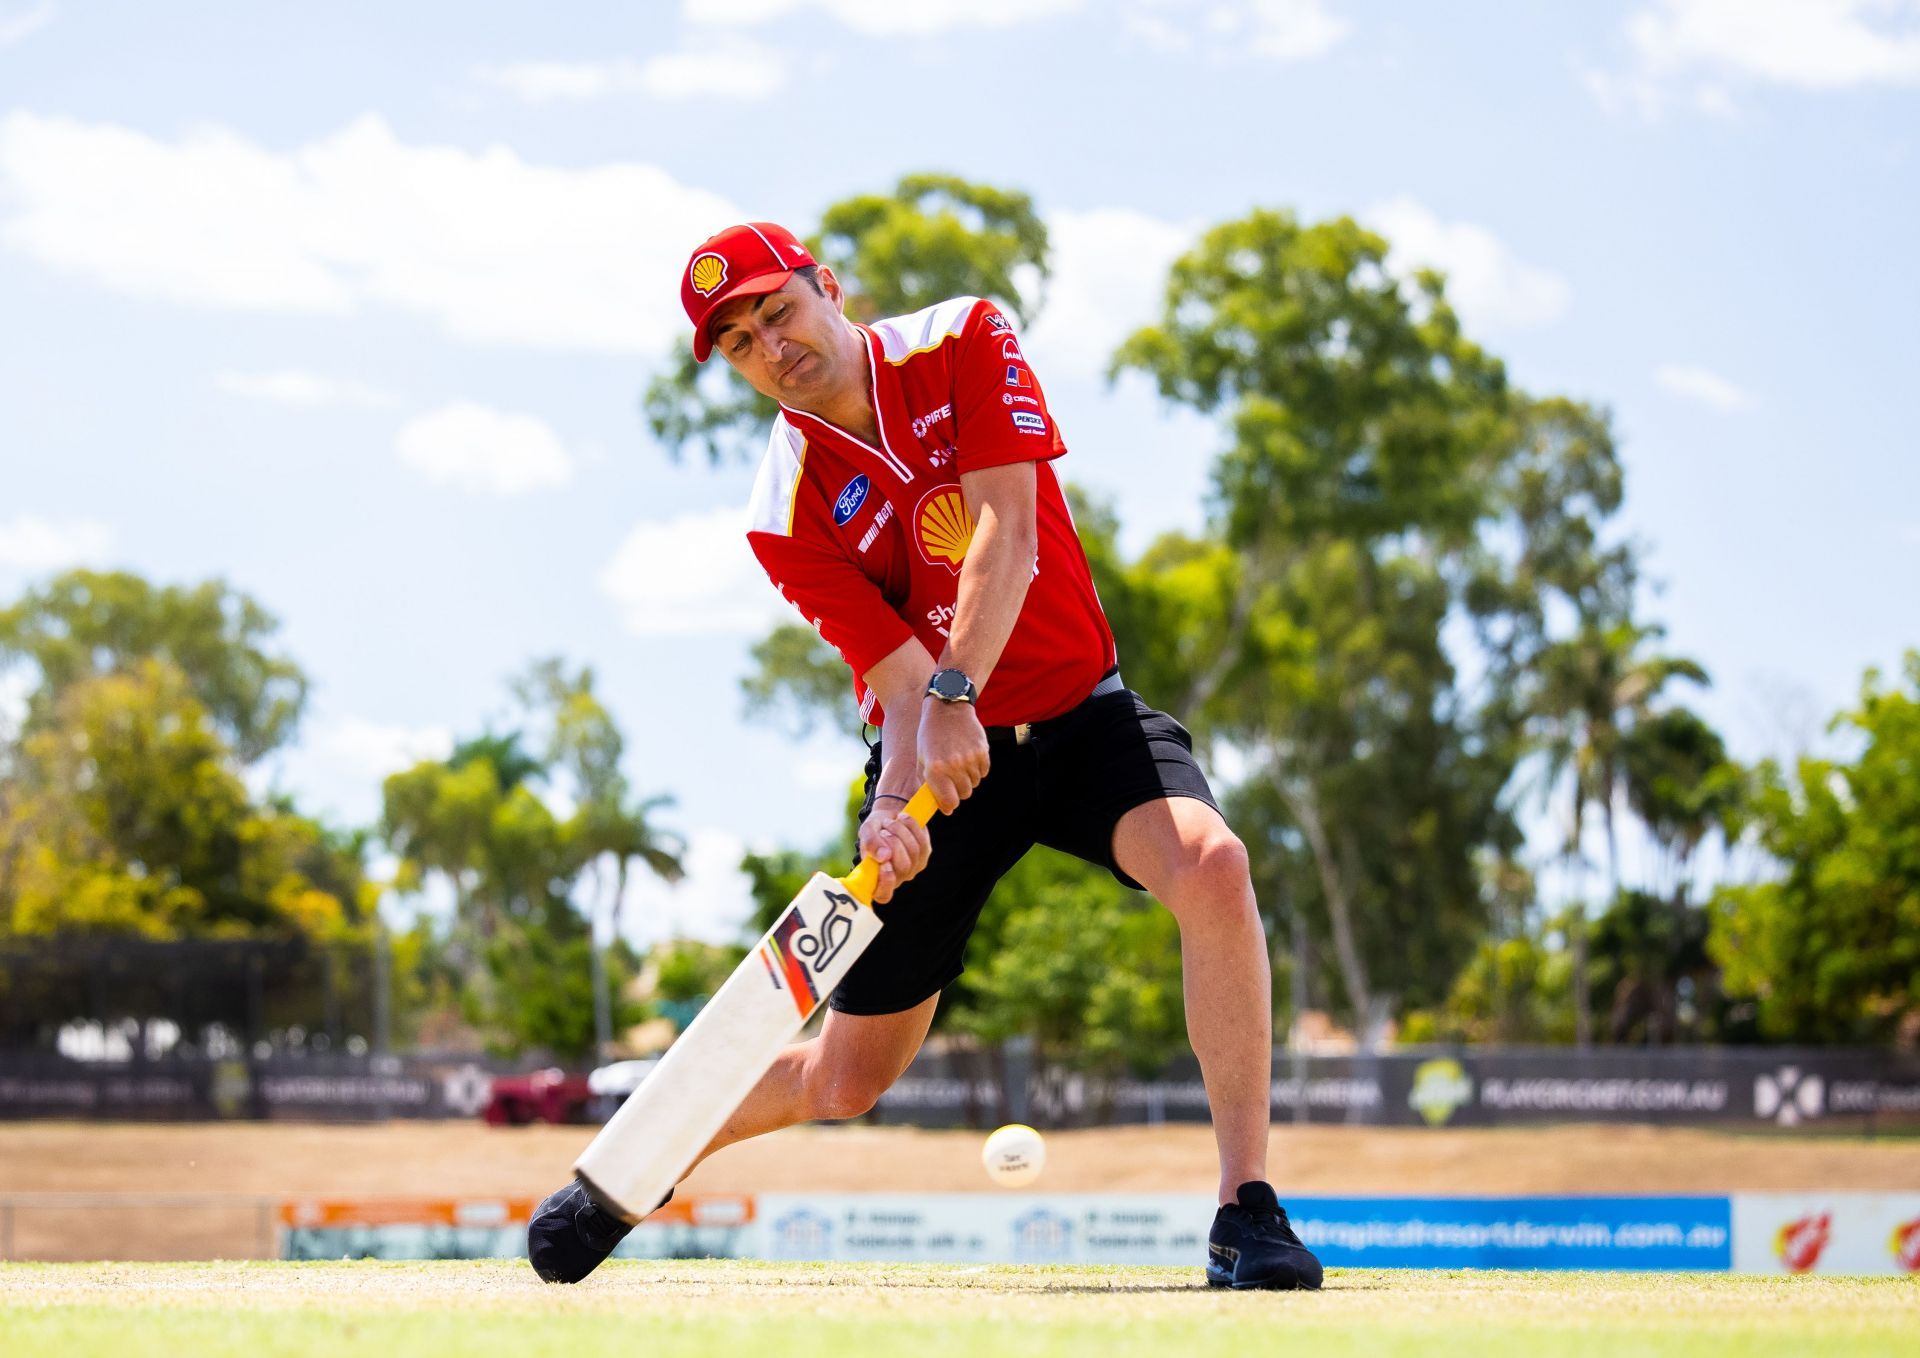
[1755,1066,1824,1126]
[911,403,953,439]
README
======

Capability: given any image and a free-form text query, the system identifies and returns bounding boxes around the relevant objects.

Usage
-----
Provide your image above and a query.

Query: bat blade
[572,872,882,1222]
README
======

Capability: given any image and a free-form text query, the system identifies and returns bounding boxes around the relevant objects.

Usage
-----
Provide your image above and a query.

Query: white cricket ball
[981,1123,1046,1187]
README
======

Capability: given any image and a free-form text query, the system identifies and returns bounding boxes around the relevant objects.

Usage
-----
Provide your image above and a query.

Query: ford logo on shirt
[833,474,871,526]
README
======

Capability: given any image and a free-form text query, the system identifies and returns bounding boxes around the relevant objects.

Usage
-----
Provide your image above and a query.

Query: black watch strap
[926,668,977,705]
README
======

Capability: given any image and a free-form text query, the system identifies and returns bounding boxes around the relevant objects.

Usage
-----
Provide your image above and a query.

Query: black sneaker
[527,1178,670,1284]
[1206,1182,1323,1290]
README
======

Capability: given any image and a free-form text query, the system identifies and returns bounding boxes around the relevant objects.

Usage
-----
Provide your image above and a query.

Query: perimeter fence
[2,1045,1917,1132]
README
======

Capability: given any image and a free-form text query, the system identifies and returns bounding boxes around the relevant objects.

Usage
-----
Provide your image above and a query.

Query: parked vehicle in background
[586,1058,658,1122]
[482,1068,593,1126]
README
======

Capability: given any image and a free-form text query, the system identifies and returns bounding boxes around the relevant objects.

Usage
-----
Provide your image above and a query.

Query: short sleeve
[950,302,1066,475]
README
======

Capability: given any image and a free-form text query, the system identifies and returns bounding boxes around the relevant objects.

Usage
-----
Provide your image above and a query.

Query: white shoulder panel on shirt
[870,296,982,365]
[746,415,808,537]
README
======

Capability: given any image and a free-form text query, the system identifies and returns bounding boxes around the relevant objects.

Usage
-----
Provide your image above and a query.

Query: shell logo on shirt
[689,253,728,297]
[915,488,975,572]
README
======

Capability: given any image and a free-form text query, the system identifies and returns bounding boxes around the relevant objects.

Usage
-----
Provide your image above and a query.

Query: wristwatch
[925,668,978,705]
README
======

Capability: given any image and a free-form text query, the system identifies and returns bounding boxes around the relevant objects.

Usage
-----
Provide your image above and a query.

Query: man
[529,221,1322,1291]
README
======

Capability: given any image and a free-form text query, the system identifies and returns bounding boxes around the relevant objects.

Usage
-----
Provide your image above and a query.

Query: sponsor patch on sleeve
[985,312,1013,334]
[1010,410,1048,436]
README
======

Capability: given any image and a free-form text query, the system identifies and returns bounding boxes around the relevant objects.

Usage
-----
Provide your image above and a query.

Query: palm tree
[515,661,688,1062]
[1620,705,1735,904]
[571,792,685,1061]
[1532,619,1707,1045]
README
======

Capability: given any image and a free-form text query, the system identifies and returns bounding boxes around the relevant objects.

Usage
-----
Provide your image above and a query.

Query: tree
[381,731,579,1055]
[1114,209,1523,1035]
[645,173,1051,464]
[1402,917,1575,1046]
[484,919,646,1062]
[0,658,369,1050]
[1529,616,1708,1044]
[1,659,359,942]
[516,658,684,1059]
[1711,654,1920,1043]
[0,570,307,762]
[949,847,1188,1088]
[1588,888,1716,1045]
[383,665,683,1060]
[1621,706,1741,904]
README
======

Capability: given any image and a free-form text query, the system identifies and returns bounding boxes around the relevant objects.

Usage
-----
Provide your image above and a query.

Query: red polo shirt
[745,296,1116,727]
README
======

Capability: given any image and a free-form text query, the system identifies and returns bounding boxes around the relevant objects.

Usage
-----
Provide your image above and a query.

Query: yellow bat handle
[840,784,941,906]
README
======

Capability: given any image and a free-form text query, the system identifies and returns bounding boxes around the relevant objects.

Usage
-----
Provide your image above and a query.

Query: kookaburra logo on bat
[761,888,862,1017]
[795,891,857,974]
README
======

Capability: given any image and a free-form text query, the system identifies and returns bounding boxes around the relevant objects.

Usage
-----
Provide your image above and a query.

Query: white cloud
[1631,0,1920,89]
[477,42,787,102]
[1590,1,1920,116]
[684,0,1082,35]
[1655,363,1753,411]
[1127,0,1349,61]
[1365,197,1572,333]
[598,504,782,638]
[643,44,788,98]
[0,113,738,354]
[313,716,454,780]
[1025,207,1194,379]
[0,1,55,47]
[0,514,111,571]
[396,402,575,495]
[616,827,758,949]
[215,369,395,407]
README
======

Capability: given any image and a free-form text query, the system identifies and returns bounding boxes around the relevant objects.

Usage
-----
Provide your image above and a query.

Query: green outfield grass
[3,1261,1915,1358]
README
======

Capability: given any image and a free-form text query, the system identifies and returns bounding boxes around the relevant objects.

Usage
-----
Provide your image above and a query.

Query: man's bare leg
[681,994,939,1177]
[1112,796,1271,1205]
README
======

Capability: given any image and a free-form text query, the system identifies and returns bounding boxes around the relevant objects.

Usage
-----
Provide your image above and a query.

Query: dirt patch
[2,1120,1916,1260]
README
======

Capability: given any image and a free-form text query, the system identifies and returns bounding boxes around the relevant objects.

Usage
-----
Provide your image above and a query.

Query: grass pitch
[3,1260,1915,1358]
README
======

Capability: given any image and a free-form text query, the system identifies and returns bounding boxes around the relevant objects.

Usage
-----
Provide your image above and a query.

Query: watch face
[931,670,971,700]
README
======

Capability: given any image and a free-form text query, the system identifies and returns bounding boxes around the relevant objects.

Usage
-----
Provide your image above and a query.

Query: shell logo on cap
[690,252,728,298]
[916,489,974,572]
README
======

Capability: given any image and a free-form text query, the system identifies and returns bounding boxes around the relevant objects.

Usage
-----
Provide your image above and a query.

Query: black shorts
[831,680,1221,1016]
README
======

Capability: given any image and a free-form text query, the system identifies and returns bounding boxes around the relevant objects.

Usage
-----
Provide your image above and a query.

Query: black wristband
[872,793,910,805]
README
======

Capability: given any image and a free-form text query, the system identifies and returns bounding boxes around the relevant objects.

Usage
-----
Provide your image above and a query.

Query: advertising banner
[754,1192,1211,1266]
[8,1046,1920,1127]
[282,1193,755,1262]
[1730,1193,1920,1277]
[273,1192,1915,1275]
[1291,1196,1731,1271]
[751,1194,1734,1271]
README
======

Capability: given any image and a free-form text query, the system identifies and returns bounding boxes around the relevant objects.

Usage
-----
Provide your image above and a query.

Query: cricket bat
[573,783,941,1222]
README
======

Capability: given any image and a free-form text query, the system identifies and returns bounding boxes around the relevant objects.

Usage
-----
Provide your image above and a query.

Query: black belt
[986,668,1123,747]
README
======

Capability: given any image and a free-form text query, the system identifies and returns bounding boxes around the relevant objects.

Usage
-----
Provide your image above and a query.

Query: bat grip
[841,784,941,905]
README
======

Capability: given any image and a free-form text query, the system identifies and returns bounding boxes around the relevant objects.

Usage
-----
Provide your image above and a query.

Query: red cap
[681,221,817,362]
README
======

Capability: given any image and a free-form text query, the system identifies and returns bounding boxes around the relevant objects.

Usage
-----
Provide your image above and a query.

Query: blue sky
[1,1,1915,945]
